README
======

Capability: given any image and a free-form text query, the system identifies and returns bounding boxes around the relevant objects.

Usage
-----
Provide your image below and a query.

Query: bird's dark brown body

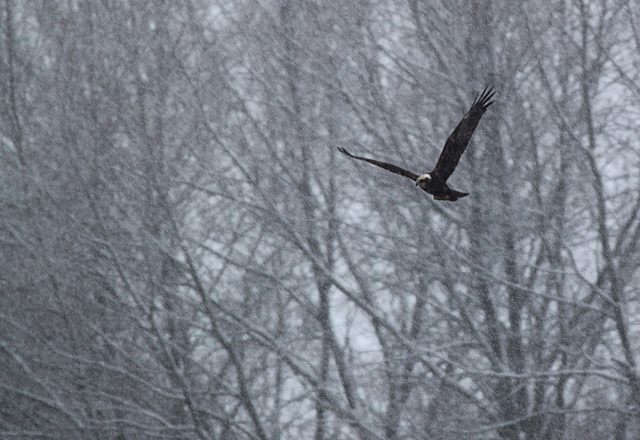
[416,174,469,201]
[338,87,495,202]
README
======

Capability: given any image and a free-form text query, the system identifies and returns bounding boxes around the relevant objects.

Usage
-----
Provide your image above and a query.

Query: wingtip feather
[337,146,355,158]
[475,86,496,110]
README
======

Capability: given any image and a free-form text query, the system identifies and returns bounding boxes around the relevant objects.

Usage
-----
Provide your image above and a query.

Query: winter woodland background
[2,0,640,439]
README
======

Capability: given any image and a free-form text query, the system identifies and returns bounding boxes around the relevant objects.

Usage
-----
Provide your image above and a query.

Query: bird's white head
[416,173,431,188]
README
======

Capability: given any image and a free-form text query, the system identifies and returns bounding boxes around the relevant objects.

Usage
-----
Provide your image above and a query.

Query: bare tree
[2,1,640,440]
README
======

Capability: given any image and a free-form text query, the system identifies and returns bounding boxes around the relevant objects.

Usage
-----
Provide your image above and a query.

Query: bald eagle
[338,87,495,201]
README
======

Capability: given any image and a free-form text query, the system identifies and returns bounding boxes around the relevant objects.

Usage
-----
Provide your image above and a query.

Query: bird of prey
[338,87,495,201]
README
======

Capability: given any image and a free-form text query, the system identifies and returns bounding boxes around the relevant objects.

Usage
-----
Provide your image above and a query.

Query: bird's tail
[435,188,469,201]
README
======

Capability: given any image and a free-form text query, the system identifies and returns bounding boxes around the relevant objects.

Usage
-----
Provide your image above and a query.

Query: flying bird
[338,87,495,201]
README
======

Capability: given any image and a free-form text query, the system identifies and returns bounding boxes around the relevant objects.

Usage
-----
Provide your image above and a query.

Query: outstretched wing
[432,87,495,181]
[337,147,419,181]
